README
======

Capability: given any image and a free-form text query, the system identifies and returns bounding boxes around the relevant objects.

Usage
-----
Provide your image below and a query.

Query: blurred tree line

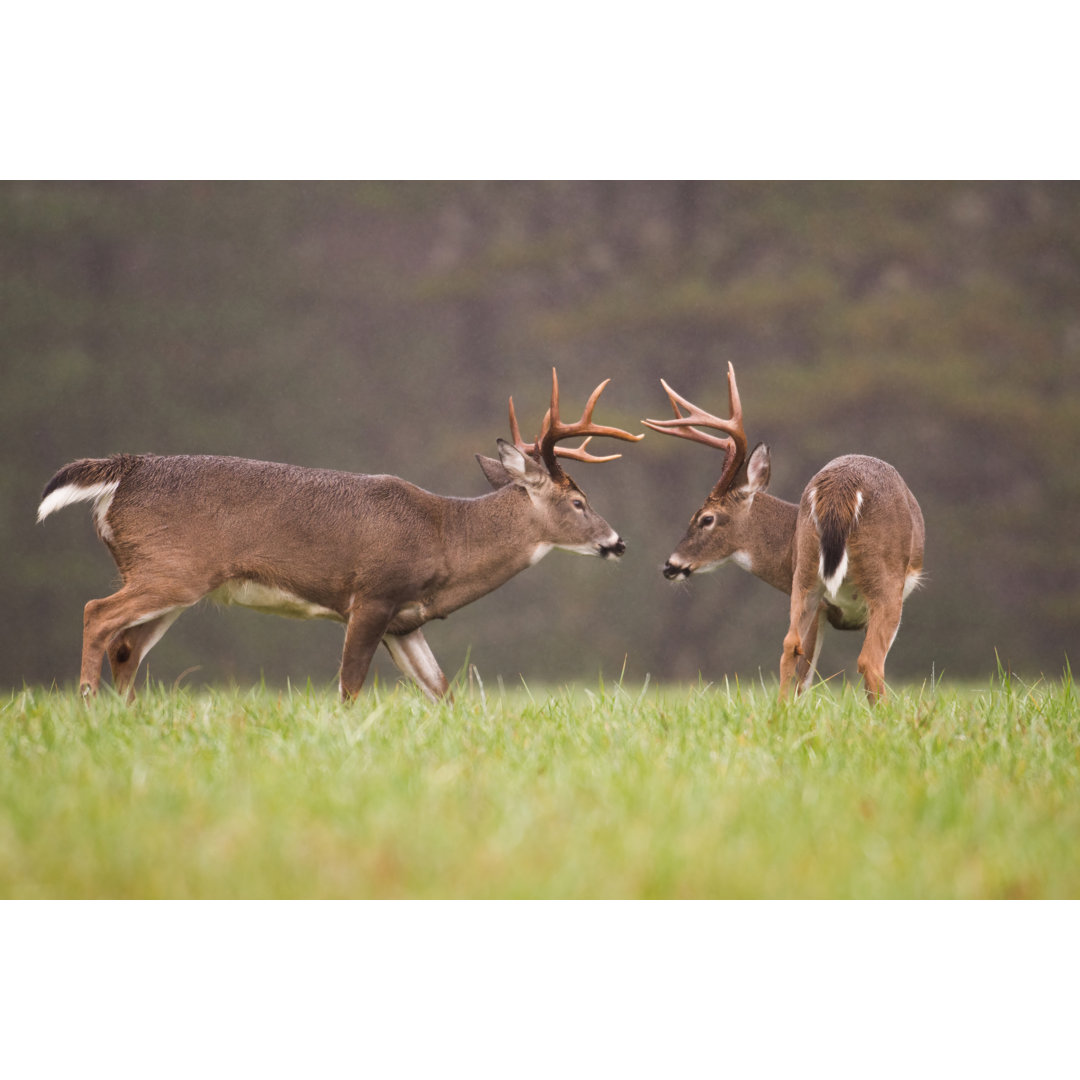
[3,181,1077,693]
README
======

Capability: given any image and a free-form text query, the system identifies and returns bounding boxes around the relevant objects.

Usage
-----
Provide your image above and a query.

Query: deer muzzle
[663,558,691,580]
[600,537,626,559]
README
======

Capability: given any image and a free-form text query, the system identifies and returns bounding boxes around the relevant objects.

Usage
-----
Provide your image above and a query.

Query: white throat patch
[730,550,754,572]
[529,543,554,565]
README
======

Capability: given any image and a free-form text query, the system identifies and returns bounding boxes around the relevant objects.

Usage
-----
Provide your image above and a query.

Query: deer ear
[475,454,514,490]
[742,442,771,494]
[495,439,548,489]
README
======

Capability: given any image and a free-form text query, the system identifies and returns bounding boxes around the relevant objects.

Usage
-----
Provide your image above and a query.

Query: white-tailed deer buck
[644,363,924,703]
[38,371,642,702]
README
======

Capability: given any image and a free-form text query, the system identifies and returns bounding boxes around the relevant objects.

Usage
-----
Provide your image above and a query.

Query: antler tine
[507,394,533,456]
[553,435,623,465]
[643,365,743,442]
[724,360,743,430]
[642,362,749,496]
[642,380,737,451]
[530,368,643,475]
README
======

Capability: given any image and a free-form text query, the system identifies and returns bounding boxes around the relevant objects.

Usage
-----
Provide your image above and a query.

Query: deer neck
[740,493,799,594]
[430,485,546,615]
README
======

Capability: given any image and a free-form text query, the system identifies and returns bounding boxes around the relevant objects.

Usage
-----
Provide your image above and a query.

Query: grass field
[2,670,1077,898]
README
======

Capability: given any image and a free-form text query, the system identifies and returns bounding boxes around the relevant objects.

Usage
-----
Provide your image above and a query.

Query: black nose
[602,538,626,558]
[663,560,689,580]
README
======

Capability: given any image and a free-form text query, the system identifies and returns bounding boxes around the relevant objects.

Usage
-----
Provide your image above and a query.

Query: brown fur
[39,449,626,702]
[661,446,924,704]
[651,364,926,704]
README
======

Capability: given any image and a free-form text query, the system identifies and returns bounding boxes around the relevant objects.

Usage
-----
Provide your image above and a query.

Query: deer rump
[801,454,924,632]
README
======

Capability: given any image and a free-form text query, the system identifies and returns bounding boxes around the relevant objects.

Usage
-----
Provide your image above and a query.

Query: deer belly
[823,581,869,631]
[209,580,342,621]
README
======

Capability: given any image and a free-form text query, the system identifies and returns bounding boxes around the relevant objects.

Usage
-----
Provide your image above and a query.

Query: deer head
[477,369,644,558]
[643,362,771,579]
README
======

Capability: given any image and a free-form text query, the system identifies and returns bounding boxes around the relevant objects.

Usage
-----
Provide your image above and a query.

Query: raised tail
[37,455,140,525]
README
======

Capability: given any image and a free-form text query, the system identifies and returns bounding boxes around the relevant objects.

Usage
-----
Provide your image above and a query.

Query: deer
[643,363,925,704]
[37,371,643,703]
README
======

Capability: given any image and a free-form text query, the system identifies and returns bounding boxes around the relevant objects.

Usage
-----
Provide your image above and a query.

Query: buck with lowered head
[644,363,924,703]
[38,371,642,702]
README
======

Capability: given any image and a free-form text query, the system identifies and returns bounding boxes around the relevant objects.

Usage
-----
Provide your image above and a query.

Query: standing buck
[644,363,924,703]
[38,371,642,702]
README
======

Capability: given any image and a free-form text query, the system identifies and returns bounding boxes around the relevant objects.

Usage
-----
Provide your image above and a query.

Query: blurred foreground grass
[2,673,1077,898]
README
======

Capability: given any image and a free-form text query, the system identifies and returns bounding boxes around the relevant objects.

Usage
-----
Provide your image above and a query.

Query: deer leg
[382,629,451,702]
[339,602,395,702]
[81,587,195,699]
[857,594,904,705]
[779,575,824,701]
[107,609,183,702]
[795,607,826,695]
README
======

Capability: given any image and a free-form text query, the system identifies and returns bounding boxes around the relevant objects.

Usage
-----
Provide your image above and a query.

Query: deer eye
[699,514,715,528]
[572,498,585,511]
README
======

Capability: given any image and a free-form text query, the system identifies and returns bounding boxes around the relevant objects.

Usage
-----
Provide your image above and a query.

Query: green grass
[2,672,1078,898]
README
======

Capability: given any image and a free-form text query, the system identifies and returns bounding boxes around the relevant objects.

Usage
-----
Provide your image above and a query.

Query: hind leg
[107,609,183,702]
[780,562,825,701]
[794,608,827,695]
[82,585,198,698]
[780,602,824,701]
[857,592,904,705]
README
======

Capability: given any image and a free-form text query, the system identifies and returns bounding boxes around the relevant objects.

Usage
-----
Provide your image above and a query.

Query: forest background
[2,180,1077,693]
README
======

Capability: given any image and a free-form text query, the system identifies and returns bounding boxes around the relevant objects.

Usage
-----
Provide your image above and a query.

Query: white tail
[39,371,642,702]
[644,363,925,704]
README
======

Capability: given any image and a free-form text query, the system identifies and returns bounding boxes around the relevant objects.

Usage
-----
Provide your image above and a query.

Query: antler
[509,369,643,477]
[642,361,748,497]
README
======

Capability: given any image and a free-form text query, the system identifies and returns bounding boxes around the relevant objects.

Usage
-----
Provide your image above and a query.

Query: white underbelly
[209,580,342,621]
[827,580,868,625]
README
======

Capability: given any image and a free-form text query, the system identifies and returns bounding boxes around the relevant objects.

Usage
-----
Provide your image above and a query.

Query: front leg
[382,628,451,702]
[340,600,395,701]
